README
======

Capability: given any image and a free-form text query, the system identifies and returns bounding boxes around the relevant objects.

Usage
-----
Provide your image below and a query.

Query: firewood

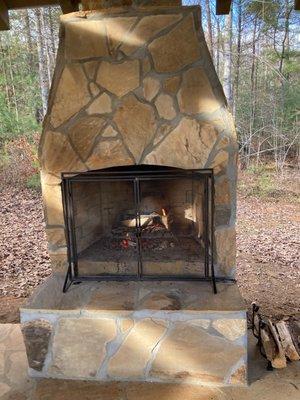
[288,319,300,356]
[260,326,277,362]
[276,321,300,361]
[267,319,287,368]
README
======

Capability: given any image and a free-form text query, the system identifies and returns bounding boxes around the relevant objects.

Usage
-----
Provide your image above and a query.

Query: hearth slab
[77,236,205,276]
[20,277,247,386]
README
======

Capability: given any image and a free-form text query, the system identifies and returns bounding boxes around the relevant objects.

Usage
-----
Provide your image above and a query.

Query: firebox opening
[62,166,215,286]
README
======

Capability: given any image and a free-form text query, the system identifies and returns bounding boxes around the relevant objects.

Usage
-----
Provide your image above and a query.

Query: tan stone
[150,323,245,384]
[41,131,85,174]
[86,282,137,310]
[120,14,182,55]
[40,171,61,186]
[139,293,181,310]
[1,325,25,352]
[144,118,217,168]
[87,93,112,115]
[190,319,211,329]
[149,14,200,73]
[0,383,10,398]
[46,227,66,247]
[83,61,100,81]
[42,183,64,225]
[229,364,247,385]
[89,82,101,97]
[178,67,220,114]
[105,17,137,55]
[120,318,134,333]
[86,138,133,170]
[215,177,231,205]
[209,150,229,174]
[155,93,177,120]
[164,75,181,94]
[142,57,151,75]
[50,64,90,128]
[64,20,108,60]
[153,123,173,145]
[50,318,116,378]
[102,125,119,138]
[212,319,246,341]
[96,60,139,97]
[7,351,28,386]
[108,319,167,378]
[0,352,5,375]
[215,226,236,276]
[49,251,68,274]
[68,116,105,161]
[114,94,157,162]
[142,76,160,101]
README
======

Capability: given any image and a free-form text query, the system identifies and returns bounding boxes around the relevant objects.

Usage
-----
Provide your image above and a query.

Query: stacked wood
[260,317,300,368]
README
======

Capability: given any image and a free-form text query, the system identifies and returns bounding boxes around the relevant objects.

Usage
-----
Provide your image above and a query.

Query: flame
[162,208,167,216]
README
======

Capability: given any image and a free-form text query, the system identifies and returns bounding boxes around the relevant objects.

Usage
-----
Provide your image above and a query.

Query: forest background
[0,0,299,188]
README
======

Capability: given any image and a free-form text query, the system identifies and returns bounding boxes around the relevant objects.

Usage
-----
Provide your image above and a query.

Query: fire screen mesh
[61,166,216,292]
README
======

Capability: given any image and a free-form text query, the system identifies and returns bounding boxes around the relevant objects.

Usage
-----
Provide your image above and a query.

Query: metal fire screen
[61,167,217,293]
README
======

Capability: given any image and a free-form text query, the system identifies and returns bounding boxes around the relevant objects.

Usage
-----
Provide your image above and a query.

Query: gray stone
[21,320,52,371]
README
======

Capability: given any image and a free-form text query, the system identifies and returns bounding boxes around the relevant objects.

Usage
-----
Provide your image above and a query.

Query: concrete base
[20,276,247,386]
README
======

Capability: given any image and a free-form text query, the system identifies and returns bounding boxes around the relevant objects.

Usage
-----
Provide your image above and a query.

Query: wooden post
[0,0,9,30]
[216,0,232,15]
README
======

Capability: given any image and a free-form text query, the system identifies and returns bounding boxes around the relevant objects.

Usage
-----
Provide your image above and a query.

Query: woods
[0,0,299,176]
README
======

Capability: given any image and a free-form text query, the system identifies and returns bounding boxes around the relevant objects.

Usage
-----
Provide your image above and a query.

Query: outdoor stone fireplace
[20,0,246,387]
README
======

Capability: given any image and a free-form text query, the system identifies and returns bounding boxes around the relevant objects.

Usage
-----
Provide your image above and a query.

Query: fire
[162,208,167,216]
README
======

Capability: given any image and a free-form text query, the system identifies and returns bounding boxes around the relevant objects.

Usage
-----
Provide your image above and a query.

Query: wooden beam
[216,0,232,15]
[295,0,300,11]
[59,1,79,13]
[6,0,59,8]
[5,1,79,12]
[0,0,9,30]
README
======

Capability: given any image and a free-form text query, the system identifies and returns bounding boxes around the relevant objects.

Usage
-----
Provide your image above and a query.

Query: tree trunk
[233,0,242,116]
[223,11,233,109]
[205,0,214,62]
[24,9,35,70]
[33,8,50,117]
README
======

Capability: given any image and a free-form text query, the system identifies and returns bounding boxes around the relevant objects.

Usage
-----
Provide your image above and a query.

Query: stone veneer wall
[39,3,238,277]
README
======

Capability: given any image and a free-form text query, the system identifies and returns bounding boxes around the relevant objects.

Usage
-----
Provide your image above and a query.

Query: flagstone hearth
[20,278,247,385]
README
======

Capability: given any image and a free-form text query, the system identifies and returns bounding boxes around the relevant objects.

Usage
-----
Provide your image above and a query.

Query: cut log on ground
[276,321,300,361]
[267,319,287,368]
[260,326,277,362]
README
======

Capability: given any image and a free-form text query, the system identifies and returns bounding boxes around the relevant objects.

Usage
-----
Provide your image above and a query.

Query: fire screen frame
[61,167,217,293]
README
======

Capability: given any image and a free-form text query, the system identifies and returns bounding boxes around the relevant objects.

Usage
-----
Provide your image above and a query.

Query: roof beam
[216,0,232,15]
[0,0,9,30]
[295,0,300,10]
[0,0,80,30]
[5,1,79,12]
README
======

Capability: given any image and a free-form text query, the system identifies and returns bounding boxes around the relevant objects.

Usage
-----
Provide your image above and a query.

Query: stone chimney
[39,1,237,278]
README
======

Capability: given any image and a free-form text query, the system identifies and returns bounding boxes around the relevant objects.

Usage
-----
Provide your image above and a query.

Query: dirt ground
[0,167,299,322]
